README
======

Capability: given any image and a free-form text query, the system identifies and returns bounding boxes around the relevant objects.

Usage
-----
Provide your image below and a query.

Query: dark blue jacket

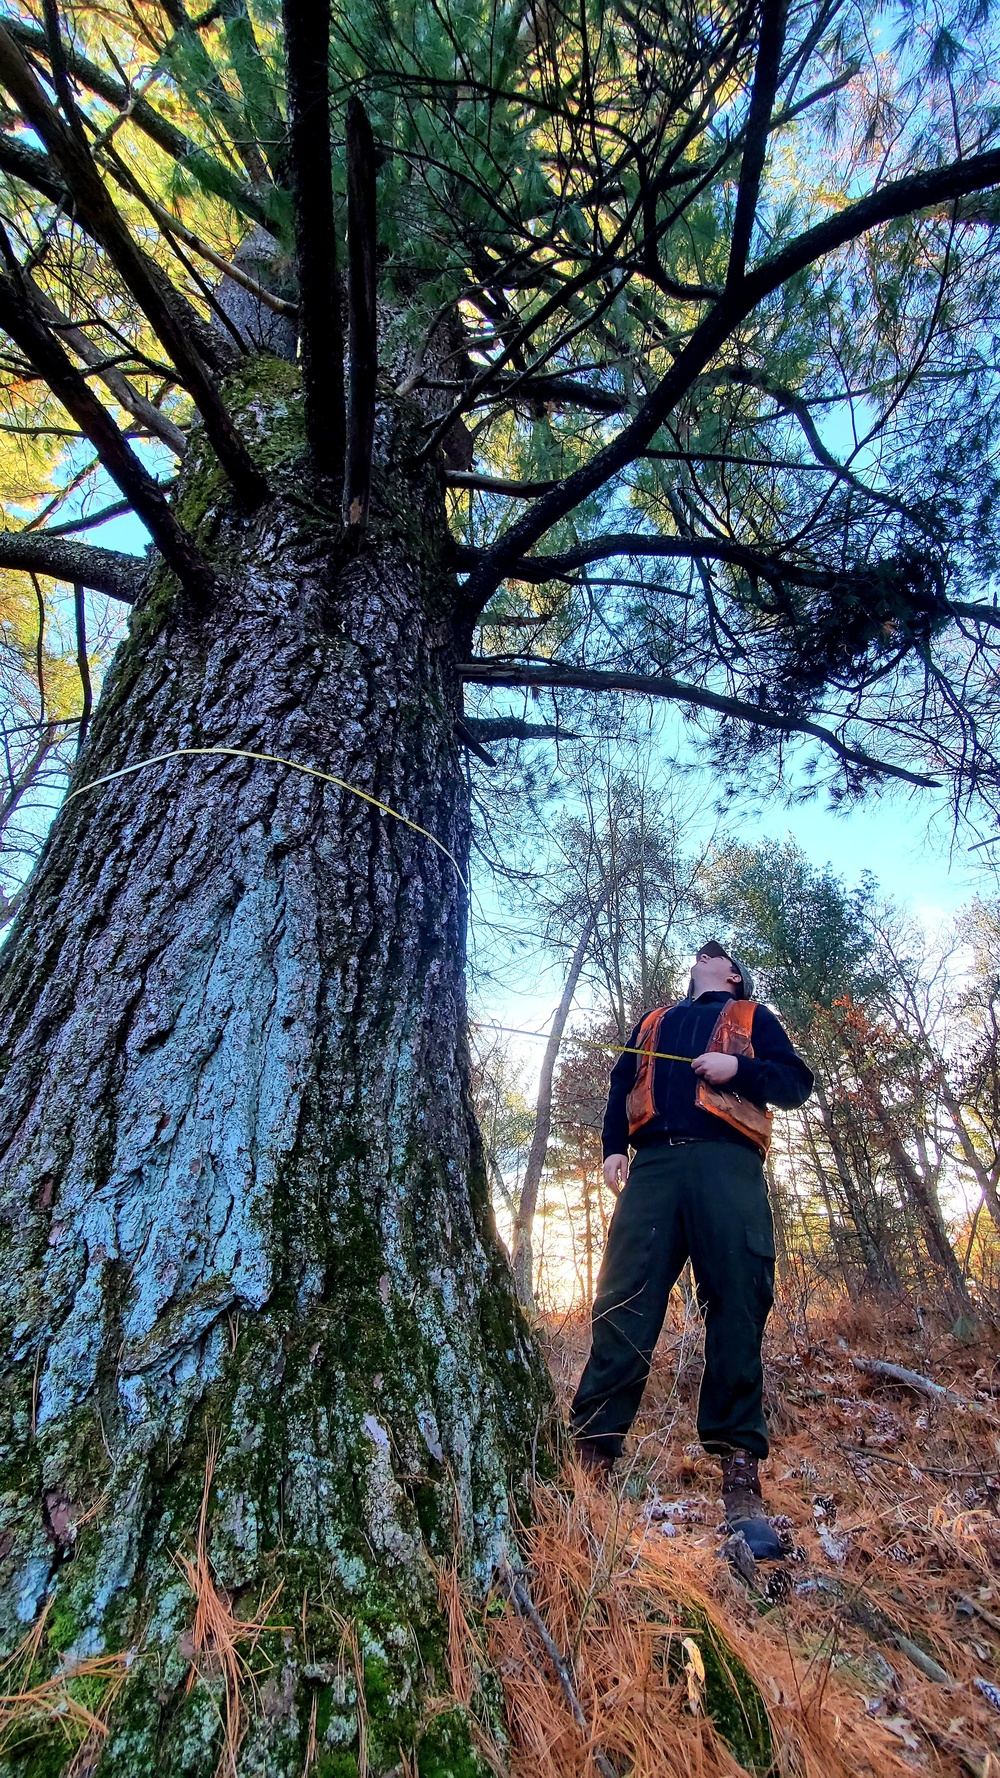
[602,991,813,1157]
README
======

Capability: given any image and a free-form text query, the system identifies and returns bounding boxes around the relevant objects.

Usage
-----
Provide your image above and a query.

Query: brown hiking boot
[575,1437,616,1483]
[719,1448,766,1526]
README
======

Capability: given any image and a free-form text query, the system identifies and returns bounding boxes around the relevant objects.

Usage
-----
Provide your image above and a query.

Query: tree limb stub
[0,530,143,602]
[458,660,939,787]
[454,716,496,764]
[460,145,1000,614]
[446,471,558,496]
[0,271,212,603]
[344,96,378,534]
[462,716,578,742]
[0,23,268,506]
[282,0,345,488]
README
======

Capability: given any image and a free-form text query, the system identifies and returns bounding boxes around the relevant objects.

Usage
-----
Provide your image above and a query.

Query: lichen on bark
[0,364,554,1775]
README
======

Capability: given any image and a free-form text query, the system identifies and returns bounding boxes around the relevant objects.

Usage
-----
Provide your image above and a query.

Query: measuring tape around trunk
[65,752,695,1068]
[471,1020,693,1065]
[64,745,468,890]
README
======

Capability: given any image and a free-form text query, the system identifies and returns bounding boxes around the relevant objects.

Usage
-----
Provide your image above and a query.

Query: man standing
[570,942,813,1557]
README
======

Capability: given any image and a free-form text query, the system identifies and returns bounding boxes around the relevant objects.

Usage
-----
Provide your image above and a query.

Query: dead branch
[957,1595,1000,1635]
[0,270,214,603]
[502,1566,617,1778]
[0,530,143,602]
[851,1356,969,1406]
[809,1576,953,1684]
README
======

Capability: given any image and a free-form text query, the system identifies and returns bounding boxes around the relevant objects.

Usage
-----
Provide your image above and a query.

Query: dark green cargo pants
[570,1139,775,1459]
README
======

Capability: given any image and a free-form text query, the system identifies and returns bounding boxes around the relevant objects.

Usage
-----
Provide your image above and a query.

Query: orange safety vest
[625,998,773,1157]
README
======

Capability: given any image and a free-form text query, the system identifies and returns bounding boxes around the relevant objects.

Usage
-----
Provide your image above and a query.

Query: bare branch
[727,0,789,287]
[452,531,834,588]
[0,530,144,602]
[0,130,234,377]
[26,273,188,458]
[458,659,939,787]
[463,715,578,742]
[0,129,68,206]
[446,471,558,497]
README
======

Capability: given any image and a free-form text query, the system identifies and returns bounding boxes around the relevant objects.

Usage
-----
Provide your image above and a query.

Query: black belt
[640,1133,699,1148]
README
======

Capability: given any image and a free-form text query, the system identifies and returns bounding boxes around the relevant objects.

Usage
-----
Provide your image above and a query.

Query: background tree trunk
[0,378,552,1775]
[511,905,599,1310]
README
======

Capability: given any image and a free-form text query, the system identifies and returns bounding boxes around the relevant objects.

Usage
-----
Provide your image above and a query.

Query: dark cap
[694,939,754,1000]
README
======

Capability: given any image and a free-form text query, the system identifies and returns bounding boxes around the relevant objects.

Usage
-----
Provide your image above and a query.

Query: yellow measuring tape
[471,1021,693,1064]
[64,746,468,890]
[64,753,699,1064]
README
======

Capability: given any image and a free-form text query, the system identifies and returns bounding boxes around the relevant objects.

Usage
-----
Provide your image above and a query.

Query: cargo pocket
[746,1225,776,1261]
[746,1223,776,1319]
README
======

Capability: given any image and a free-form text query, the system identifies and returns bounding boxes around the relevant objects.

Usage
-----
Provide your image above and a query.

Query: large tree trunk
[0,372,552,1775]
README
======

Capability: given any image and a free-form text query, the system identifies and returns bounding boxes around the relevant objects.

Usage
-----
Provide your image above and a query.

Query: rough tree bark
[0,364,553,1776]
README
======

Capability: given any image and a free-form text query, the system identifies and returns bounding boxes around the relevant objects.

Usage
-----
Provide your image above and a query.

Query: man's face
[690,943,741,997]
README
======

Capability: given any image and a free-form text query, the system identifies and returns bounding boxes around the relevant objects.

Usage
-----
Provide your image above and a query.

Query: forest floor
[483,1291,1000,1778]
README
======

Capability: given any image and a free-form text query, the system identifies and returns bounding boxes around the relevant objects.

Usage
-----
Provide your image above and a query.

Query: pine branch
[0,267,213,603]
[5,17,270,227]
[0,530,144,602]
[0,24,268,505]
[282,0,345,487]
[26,273,188,458]
[460,144,1000,616]
[458,659,939,787]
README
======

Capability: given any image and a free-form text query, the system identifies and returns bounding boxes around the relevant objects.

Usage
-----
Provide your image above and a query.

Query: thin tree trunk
[801,1110,857,1297]
[0,384,552,1773]
[940,1080,1000,1232]
[867,1095,975,1317]
[511,903,602,1310]
[813,1076,898,1291]
[764,1154,789,1284]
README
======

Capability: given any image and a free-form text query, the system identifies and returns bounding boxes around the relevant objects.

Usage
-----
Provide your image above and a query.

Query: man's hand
[691,1051,739,1085]
[603,1153,629,1196]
